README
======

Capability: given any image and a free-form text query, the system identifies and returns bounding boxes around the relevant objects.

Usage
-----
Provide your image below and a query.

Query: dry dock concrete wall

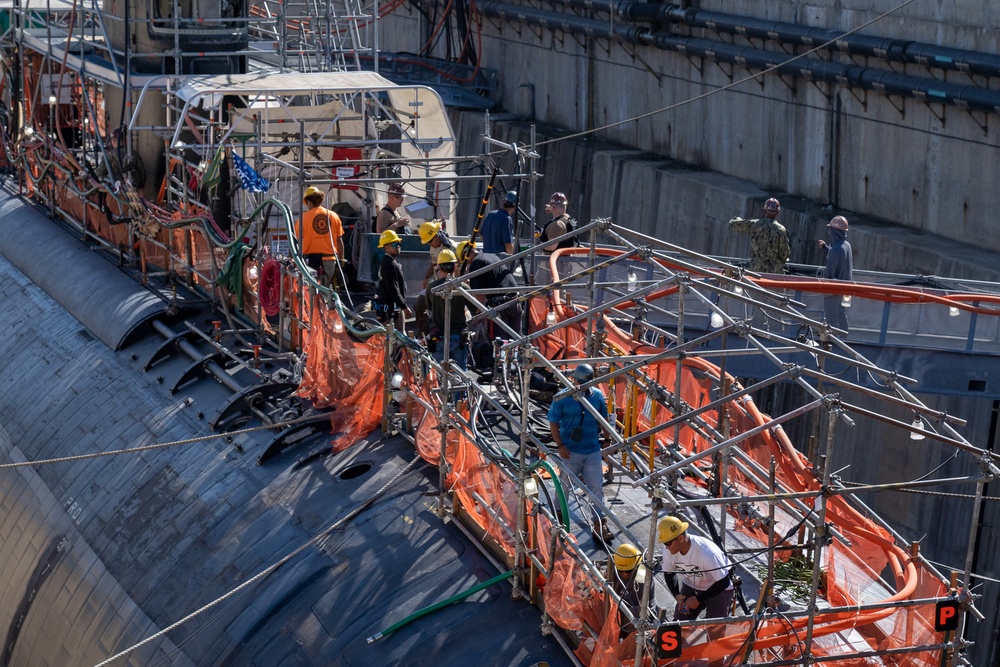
[450,113,1000,283]
[381,0,1000,258]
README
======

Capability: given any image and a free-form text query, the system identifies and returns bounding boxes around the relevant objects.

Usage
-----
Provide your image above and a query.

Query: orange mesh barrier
[528,247,951,665]
[22,113,955,663]
[400,353,523,552]
[297,296,386,452]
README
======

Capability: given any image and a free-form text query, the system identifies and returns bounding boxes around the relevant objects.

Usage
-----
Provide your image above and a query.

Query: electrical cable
[259,256,282,316]
[0,414,325,470]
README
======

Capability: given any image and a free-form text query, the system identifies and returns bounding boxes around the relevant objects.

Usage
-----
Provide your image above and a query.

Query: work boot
[592,517,614,543]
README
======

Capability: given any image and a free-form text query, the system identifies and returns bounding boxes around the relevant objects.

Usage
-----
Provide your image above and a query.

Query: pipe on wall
[479,1,1000,114]
[549,0,1000,79]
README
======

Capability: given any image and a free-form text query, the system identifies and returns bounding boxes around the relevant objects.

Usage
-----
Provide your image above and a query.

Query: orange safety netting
[524,247,950,666]
[23,102,955,663]
[297,297,386,451]
[400,353,523,552]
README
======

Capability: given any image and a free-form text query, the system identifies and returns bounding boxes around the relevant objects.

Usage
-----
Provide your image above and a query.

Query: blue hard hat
[504,191,518,205]
[573,364,594,383]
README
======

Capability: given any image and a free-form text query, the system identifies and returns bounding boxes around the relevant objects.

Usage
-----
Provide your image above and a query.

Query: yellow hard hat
[455,240,475,261]
[379,229,402,248]
[419,220,441,244]
[613,543,641,571]
[303,186,323,201]
[657,516,689,544]
[437,248,457,265]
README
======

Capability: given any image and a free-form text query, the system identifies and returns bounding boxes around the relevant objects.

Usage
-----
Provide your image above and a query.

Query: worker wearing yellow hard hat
[609,543,644,642]
[657,516,734,622]
[373,230,410,326]
[295,185,344,288]
[413,219,455,338]
[424,247,471,370]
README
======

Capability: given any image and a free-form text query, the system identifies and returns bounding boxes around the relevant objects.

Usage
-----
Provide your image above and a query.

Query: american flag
[233,152,271,193]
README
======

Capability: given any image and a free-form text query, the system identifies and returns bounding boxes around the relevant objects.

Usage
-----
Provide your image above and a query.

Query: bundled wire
[259,257,281,317]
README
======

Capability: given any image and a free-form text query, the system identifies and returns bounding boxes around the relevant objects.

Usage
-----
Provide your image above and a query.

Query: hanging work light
[910,414,926,441]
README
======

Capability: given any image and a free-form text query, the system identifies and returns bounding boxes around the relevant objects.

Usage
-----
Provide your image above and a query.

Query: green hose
[527,460,570,531]
[366,570,514,644]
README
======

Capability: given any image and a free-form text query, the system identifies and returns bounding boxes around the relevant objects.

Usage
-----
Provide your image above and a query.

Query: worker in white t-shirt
[657,515,734,621]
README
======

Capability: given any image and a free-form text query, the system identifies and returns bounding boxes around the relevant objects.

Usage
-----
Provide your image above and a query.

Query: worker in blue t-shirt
[480,191,516,255]
[547,363,614,542]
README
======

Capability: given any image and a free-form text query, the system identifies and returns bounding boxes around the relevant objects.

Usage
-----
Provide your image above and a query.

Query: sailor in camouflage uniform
[728,198,790,274]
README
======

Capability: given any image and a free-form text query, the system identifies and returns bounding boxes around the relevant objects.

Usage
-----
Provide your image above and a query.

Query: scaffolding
[1,0,997,656]
[373,205,999,666]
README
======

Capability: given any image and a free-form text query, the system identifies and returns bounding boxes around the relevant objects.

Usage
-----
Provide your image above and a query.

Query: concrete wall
[381,0,1000,254]
[449,113,1000,283]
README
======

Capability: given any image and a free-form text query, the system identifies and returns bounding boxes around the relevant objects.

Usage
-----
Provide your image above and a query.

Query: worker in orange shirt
[296,185,344,288]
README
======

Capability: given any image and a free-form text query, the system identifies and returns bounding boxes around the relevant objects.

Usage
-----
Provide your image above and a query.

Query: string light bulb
[635,563,648,585]
[626,269,637,292]
[391,372,404,389]
[949,306,960,317]
[910,414,926,441]
[710,312,724,329]
[247,264,258,281]
[333,318,345,334]
[546,307,557,326]
[733,284,743,295]
[523,476,539,499]
[841,294,852,308]
[48,95,57,104]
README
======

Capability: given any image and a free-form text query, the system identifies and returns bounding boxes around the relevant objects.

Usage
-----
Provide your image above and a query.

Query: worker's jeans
[432,333,467,370]
[558,449,604,500]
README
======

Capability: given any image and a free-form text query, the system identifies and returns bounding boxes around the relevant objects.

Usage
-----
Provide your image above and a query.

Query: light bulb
[635,564,648,585]
[710,312,724,329]
[83,117,89,125]
[48,95,56,104]
[626,270,637,292]
[523,476,539,498]
[841,294,852,308]
[23,127,34,136]
[733,284,743,295]
[513,264,523,278]
[332,318,345,334]
[546,309,557,325]
[391,372,404,389]
[949,306,961,317]
[805,338,819,364]
[247,264,258,280]
[910,416,925,441]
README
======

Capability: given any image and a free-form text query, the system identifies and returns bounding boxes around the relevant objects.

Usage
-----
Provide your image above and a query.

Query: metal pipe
[477,1,1000,115]
[150,319,243,393]
[633,397,827,486]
